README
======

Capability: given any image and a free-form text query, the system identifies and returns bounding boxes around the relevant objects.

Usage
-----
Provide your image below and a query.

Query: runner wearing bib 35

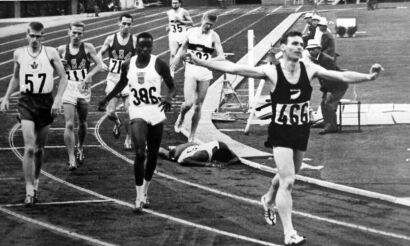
[166,0,193,77]
[98,13,136,150]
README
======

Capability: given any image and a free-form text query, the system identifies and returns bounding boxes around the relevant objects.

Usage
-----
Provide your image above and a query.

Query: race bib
[66,69,87,82]
[109,58,123,74]
[273,101,310,126]
[189,50,211,61]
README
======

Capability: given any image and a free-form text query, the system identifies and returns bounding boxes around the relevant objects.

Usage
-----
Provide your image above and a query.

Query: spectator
[305,39,348,134]
[318,17,337,58]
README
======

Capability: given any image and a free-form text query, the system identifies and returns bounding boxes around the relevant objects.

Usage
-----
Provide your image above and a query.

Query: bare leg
[76,102,89,149]
[34,124,50,193]
[122,97,132,148]
[63,103,76,166]
[175,75,197,133]
[20,120,37,200]
[189,80,210,142]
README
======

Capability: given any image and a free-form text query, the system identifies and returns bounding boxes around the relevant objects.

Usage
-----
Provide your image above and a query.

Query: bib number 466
[274,102,310,125]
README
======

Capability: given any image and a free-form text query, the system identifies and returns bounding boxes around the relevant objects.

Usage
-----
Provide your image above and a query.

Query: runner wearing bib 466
[171,13,225,143]
[98,14,136,150]
[166,0,193,77]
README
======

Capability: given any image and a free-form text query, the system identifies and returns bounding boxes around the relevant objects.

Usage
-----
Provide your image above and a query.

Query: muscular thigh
[196,80,210,104]
[76,102,89,124]
[63,103,76,124]
[183,76,198,103]
[130,119,149,149]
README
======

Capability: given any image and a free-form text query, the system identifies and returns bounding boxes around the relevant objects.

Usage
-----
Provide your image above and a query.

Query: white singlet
[167,8,188,44]
[18,46,54,94]
[185,27,215,82]
[177,141,219,163]
[126,55,165,125]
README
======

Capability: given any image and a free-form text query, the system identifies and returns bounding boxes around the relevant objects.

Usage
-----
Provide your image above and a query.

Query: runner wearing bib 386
[166,0,193,77]
[98,13,136,150]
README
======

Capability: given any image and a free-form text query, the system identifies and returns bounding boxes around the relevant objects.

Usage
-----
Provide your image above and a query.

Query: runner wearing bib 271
[98,13,136,150]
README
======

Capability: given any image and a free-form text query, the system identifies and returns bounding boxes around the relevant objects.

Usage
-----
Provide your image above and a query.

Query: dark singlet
[266,61,312,151]
[270,61,312,127]
[64,43,90,81]
[108,34,135,74]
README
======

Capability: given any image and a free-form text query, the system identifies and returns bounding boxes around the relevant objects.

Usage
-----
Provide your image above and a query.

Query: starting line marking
[1,199,112,208]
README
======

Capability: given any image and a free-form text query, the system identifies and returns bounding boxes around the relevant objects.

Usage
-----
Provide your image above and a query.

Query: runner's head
[136,32,154,58]
[171,0,182,10]
[68,21,85,46]
[27,22,44,49]
[201,13,217,33]
[119,14,133,35]
[280,31,304,61]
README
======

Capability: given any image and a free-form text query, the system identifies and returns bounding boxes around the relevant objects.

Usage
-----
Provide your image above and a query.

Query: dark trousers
[321,88,348,131]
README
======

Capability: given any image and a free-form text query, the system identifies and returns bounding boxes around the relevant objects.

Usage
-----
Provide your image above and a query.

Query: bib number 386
[274,102,310,125]
[131,87,160,106]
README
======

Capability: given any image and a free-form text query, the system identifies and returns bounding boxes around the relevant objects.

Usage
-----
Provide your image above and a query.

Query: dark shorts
[18,93,54,128]
[265,123,310,151]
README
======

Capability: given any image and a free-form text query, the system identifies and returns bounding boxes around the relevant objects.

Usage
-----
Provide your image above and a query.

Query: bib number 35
[274,102,310,125]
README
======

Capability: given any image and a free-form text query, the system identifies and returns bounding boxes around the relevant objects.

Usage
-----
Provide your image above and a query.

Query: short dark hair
[69,21,85,30]
[27,22,44,33]
[204,13,217,22]
[119,13,133,22]
[280,31,303,44]
[136,32,153,44]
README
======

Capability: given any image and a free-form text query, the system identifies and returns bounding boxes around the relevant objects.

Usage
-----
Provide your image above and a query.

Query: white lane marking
[94,116,410,242]
[0,206,117,246]
[0,144,101,151]
[8,123,280,246]
[1,199,112,207]
[0,177,18,181]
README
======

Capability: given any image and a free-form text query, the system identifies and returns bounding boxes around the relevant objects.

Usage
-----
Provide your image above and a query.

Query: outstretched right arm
[1,50,20,111]
[98,35,113,71]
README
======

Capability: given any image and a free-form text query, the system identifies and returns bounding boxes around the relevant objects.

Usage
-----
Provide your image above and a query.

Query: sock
[142,179,151,197]
[135,185,143,201]
[26,184,34,196]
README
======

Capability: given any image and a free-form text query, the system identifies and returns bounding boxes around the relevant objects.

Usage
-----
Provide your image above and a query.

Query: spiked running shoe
[284,232,306,246]
[261,195,276,226]
[124,141,132,151]
[76,148,85,166]
[142,195,150,209]
[113,122,121,139]
[24,194,35,207]
[134,199,144,214]
[67,162,78,171]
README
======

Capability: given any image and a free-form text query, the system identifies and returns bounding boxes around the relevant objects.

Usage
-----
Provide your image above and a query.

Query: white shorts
[62,80,90,106]
[185,63,213,82]
[169,32,186,46]
[129,105,166,126]
[105,73,130,96]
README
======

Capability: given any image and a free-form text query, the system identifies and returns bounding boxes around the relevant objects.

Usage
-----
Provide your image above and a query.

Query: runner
[98,13,136,150]
[0,22,68,206]
[172,13,225,142]
[166,0,193,77]
[159,141,240,167]
[57,21,102,170]
[97,32,176,213]
[188,31,383,246]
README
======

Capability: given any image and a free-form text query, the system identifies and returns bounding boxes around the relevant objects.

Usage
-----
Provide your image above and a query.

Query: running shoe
[33,190,39,204]
[113,122,121,139]
[142,194,150,209]
[261,195,276,226]
[24,194,35,207]
[124,141,132,151]
[284,232,306,246]
[67,162,78,171]
[134,199,144,214]
[76,147,85,166]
